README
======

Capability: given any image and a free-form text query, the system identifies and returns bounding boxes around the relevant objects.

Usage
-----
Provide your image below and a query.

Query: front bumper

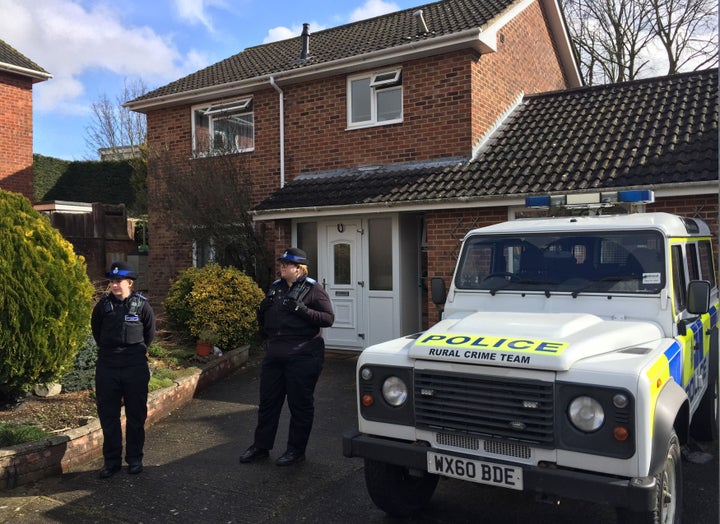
[342,432,657,512]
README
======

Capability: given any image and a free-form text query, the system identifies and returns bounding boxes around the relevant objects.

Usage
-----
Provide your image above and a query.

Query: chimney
[300,23,310,60]
[413,9,429,34]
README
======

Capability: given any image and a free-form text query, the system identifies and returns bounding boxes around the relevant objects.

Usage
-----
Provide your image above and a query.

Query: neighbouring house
[127,0,718,350]
[0,39,51,200]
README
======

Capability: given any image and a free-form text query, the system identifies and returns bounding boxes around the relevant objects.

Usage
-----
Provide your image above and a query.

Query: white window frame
[192,98,254,156]
[347,69,403,129]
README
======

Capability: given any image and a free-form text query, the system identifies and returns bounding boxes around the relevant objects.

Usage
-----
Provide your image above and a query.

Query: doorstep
[0,346,250,491]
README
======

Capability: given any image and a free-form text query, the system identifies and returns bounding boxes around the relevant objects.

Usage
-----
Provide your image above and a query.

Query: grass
[0,423,50,447]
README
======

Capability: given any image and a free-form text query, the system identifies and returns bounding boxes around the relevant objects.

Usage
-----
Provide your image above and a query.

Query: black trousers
[253,349,324,453]
[95,362,150,467]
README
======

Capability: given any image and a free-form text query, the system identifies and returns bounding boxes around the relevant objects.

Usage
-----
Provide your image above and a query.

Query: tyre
[616,430,682,524]
[363,458,439,517]
[690,342,718,441]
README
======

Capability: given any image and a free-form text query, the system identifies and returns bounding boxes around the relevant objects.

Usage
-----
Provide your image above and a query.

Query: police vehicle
[343,190,718,523]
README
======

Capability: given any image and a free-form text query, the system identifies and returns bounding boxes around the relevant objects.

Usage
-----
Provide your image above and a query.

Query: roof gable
[254,69,718,214]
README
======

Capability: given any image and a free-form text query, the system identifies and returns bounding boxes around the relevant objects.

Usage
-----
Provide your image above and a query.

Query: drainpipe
[269,76,285,188]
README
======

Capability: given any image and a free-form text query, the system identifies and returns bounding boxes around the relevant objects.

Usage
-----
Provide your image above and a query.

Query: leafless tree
[85,78,149,216]
[152,146,271,288]
[649,0,719,73]
[84,78,148,159]
[561,0,718,84]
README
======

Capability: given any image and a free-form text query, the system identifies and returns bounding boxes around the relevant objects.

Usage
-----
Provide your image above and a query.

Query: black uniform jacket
[257,277,334,357]
[91,292,156,367]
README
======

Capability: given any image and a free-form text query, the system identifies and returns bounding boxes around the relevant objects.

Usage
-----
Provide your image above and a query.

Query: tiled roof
[254,68,718,212]
[0,39,49,77]
[133,0,515,103]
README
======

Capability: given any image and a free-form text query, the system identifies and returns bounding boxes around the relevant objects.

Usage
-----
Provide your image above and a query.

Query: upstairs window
[193,98,254,155]
[348,69,402,128]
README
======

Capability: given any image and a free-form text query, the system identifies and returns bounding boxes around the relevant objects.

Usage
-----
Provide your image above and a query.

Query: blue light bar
[525,195,552,208]
[526,190,655,209]
[617,190,655,203]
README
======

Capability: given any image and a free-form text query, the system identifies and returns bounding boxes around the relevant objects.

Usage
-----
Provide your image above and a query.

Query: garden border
[0,346,249,491]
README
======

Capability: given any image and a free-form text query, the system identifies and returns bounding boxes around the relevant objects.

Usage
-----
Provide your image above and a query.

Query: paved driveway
[1,350,717,523]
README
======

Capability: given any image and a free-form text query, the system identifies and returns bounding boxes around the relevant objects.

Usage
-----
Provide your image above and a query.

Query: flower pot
[196,341,213,356]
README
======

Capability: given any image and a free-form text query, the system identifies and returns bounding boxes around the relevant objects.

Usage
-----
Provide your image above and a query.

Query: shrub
[164,263,264,350]
[0,190,94,398]
[60,334,98,392]
[0,422,50,447]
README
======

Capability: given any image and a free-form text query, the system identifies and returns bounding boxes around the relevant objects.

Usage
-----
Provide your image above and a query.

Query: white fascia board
[0,62,52,82]
[34,201,93,214]
[251,181,718,221]
[541,0,582,87]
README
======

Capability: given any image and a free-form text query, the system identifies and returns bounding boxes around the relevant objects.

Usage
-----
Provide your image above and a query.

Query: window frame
[347,69,403,129]
[192,97,254,156]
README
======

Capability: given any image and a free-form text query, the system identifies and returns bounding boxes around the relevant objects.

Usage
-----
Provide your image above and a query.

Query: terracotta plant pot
[196,341,213,356]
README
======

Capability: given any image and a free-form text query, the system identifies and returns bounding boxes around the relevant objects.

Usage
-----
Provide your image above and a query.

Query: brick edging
[0,346,250,491]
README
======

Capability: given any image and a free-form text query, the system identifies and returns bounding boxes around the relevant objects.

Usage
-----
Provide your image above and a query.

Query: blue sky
[0,0,421,160]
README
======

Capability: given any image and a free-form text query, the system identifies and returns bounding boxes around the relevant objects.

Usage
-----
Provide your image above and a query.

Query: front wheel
[616,430,682,524]
[364,458,439,517]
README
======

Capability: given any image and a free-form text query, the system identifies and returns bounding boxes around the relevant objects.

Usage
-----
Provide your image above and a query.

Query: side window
[194,239,214,268]
[193,98,254,155]
[686,244,700,281]
[698,240,717,287]
[348,69,402,127]
[671,245,687,312]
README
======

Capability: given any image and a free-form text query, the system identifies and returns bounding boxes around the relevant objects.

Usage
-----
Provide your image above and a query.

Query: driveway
[0,350,716,523]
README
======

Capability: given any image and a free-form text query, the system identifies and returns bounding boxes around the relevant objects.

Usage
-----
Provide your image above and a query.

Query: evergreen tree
[0,190,94,398]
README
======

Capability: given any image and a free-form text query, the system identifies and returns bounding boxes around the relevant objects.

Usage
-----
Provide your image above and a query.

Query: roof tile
[255,69,718,212]
[134,0,515,103]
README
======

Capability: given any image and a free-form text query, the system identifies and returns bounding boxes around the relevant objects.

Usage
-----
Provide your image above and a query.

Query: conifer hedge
[0,190,95,397]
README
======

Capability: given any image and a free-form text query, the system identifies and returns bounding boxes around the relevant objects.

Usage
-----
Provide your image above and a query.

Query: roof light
[617,190,655,204]
[525,190,655,209]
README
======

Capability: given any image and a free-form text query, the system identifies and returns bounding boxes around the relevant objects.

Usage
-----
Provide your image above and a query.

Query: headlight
[568,396,605,432]
[382,376,408,407]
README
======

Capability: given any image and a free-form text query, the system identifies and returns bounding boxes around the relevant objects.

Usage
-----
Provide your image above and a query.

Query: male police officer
[91,261,155,478]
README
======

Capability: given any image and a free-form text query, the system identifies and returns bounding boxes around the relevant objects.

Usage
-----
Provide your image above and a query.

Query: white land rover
[343,192,718,523]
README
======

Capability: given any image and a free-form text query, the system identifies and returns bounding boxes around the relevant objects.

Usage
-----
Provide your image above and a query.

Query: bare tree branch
[84,78,148,159]
[562,0,718,84]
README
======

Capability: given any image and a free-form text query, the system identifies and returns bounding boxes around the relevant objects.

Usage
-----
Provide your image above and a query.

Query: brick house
[0,39,51,200]
[128,0,718,350]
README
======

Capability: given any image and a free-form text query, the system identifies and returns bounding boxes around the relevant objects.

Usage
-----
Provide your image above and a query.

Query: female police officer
[91,261,155,478]
[240,248,334,466]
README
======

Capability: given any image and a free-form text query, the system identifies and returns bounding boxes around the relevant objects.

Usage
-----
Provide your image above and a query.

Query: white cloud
[349,0,400,22]
[263,26,298,43]
[261,0,401,44]
[0,0,204,112]
[173,0,225,32]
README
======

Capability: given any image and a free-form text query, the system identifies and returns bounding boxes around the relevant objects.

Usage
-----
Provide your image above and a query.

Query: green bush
[0,190,94,398]
[164,263,264,350]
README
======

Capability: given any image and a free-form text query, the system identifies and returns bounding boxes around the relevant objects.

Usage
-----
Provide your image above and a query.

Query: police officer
[91,261,155,478]
[240,248,334,466]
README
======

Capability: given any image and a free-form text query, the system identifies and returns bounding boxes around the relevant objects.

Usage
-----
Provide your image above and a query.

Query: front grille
[415,370,555,447]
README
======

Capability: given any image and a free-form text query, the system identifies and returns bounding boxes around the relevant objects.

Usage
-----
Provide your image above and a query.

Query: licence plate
[427,452,523,490]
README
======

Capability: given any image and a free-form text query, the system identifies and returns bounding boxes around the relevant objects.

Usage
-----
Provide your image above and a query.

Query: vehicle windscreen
[455,230,665,295]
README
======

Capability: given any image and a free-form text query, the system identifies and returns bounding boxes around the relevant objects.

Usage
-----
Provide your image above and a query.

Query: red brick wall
[471,1,568,142]
[0,71,34,200]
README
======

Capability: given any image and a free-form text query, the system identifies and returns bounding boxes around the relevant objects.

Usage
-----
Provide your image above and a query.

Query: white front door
[321,222,364,350]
